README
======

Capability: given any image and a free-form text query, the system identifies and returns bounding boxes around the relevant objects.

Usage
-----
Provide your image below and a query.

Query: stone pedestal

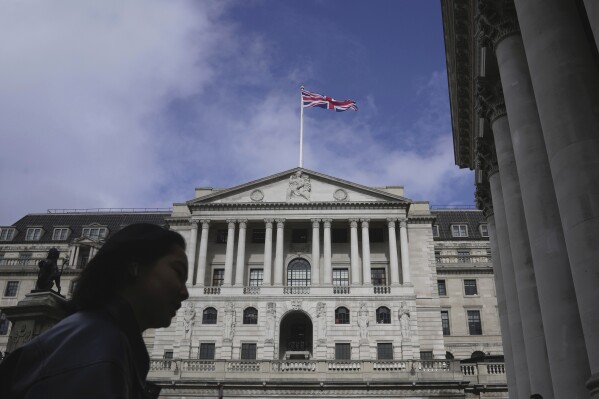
[2,291,69,353]
[359,342,370,360]
[263,343,275,360]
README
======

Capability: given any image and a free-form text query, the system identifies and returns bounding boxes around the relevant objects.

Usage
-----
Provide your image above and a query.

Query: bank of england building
[0,168,507,397]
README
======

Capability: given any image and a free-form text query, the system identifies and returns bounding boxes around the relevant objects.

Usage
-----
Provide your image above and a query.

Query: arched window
[202,307,217,324]
[287,258,311,286]
[335,307,350,324]
[376,306,391,324]
[243,307,258,324]
[445,351,454,360]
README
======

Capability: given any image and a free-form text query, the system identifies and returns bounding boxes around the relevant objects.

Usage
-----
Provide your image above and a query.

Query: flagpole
[299,86,304,168]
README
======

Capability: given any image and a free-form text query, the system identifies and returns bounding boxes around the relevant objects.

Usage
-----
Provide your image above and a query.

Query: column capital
[386,218,398,227]
[311,219,321,228]
[264,219,274,229]
[322,219,332,228]
[237,219,248,229]
[360,219,370,228]
[475,182,494,218]
[348,218,359,228]
[200,219,211,229]
[399,220,408,229]
[275,218,285,228]
[475,0,520,51]
[190,220,199,228]
[226,220,236,229]
[475,76,507,123]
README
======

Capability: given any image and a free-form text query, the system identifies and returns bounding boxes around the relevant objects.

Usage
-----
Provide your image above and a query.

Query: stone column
[195,220,210,286]
[311,219,321,285]
[349,219,360,285]
[187,220,198,286]
[490,25,591,395]
[583,0,599,54]
[234,220,247,286]
[274,219,285,285]
[475,181,519,397]
[398,220,411,284]
[360,219,371,285]
[492,113,553,398]
[72,246,80,268]
[387,218,400,286]
[263,219,274,286]
[67,246,76,266]
[488,170,531,399]
[514,1,599,389]
[223,220,236,286]
[322,219,332,285]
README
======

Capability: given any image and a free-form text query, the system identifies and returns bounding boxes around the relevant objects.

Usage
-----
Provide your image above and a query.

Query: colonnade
[472,1,599,397]
[186,218,411,288]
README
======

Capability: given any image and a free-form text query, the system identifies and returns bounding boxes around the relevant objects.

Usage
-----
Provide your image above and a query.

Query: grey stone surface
[495,33,591,397]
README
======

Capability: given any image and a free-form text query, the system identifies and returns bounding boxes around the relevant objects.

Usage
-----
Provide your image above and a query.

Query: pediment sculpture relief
[287,171,311,201]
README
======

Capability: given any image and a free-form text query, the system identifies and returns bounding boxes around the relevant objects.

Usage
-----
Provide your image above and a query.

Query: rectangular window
[457,250,470,263]
[451,224,468,237]
[291,229,308,243]
[0,228,16,241]
[335,343,351,360]
[25,228,43,241]
[212,269,224,286]
[199,343,215,360]
[432,225,439,237]
[82,227,107,239]
[369,228,384,243]
[241,343,257,360]
[468,310,483,335]
[0,313,9,335]
[441,311,451,336]
[464,279,478,295]
[216,229,228,244]
[249,269,263,286]
[479,224,489,237]
[437,280,447,296]
[163,350,174,359]
[4,281,19,297]
[251,229,265,243]
[52,228,70,240]
[332,268,349,286]
[420,351,433,360]
[371,268,387,286]
[377,343,393,360]
[331,228,348,243]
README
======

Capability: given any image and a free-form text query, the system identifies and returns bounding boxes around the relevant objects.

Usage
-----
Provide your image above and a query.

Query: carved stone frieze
[286,171,311,201]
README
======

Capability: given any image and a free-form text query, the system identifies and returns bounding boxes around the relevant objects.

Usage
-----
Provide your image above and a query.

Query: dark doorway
[278,311,313,359]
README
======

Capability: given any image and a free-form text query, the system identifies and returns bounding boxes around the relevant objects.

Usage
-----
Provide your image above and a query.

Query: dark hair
[69,223,186,311]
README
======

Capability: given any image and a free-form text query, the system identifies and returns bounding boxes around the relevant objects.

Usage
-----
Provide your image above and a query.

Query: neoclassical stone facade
[0,168,508,397]
[442,0,599,397]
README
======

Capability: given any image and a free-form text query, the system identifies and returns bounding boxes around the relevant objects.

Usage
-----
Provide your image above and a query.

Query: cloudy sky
[0,0,474,225]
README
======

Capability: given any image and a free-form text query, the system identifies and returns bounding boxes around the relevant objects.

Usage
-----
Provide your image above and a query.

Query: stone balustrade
[148,359,506,386]
[203,287,221,295]
[435,254,491,264]
[332,286,350,294]
[242,286,260,295]
[373,286,391,294]
[283,286,310,295]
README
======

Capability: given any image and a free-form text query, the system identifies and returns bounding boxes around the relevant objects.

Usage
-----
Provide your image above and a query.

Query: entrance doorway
[278,311,313,360]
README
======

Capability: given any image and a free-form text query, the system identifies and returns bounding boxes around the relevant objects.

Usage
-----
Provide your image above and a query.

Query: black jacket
[0,299,160,399]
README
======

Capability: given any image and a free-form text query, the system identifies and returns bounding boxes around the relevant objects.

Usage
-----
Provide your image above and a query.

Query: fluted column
[361,219,371,285]
[387,218,400,285]
[274,219,285,285]
[349,219,360,285]
[234,220,247,286]
[186,220,199,285]
[489,22,591,395]
[398,220,411,284]
[311,219,321,285]
[196,220,210,286]
[322,219,332,285]
[514,1,599,389]
[263,219,274,286]
[492,113,553,397]
[223,220,236,286]
[488,169,531,399]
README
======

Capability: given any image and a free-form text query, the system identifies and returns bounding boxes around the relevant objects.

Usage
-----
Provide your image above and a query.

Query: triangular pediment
[188,168,410,206]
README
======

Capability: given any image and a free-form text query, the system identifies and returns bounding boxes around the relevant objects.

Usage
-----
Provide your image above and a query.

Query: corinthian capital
[475,0,520,51]
[475,76,506,123]
[475,182,494,218]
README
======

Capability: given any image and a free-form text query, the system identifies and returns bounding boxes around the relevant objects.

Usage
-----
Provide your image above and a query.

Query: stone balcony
[148,359,507,387]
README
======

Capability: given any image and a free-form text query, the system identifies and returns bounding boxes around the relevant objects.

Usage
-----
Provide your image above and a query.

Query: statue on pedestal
[316,302,327,345]
[399,302,411,338]
[358,302,369,342]
[35,248,62,294]
[223,302,236,343]
[182,302,196,340]
[265,303,276,344]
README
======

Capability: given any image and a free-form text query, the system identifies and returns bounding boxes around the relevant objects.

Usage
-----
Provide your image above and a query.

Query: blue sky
[0,0,474,225]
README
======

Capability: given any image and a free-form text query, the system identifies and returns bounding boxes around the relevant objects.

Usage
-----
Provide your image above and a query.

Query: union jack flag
[301,88,358,112]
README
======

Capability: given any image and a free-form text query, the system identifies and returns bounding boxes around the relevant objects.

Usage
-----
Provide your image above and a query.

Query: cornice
[189,201,408,211]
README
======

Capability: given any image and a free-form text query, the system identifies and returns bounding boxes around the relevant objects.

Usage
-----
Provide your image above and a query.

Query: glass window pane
[241,343,256,360]
[464,279,478,295]
[202,308,217,324]
[441,311,450,336]
[335,343,351,360]
[377,343,393,360]
[468,310,482,335]
[199,343,215,360]
[371,268,386,286]
[335,307,350,324]
[332,268,349,286]
[437,280,447,296]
